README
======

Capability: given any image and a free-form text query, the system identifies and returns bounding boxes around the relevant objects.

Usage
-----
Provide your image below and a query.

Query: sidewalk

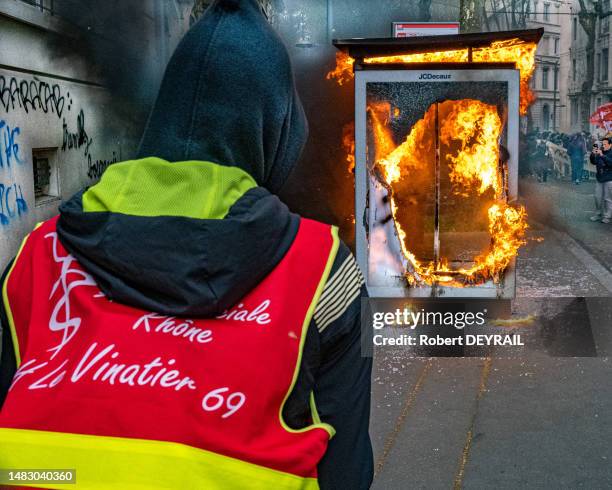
[519,177,612,270]
[369,177,612,489]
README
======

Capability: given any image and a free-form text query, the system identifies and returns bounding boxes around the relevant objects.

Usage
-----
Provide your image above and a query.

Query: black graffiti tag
[62,109,117,180]
[0,75,70,118]
[87,152,118,180]
[62,110,92,157]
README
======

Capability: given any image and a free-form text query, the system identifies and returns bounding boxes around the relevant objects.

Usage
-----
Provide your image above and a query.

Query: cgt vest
[0,216,339,489]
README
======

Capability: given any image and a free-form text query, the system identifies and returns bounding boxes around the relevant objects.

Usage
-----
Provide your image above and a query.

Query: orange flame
[367,102,397,164]
[327,38,538,115]
[328,37,537,286]
[472,39,538,114]
[439,99,504,196]
[363,48,469,65]
[326,51,355,86]
[342,121,356,173]
[371,99,528,287]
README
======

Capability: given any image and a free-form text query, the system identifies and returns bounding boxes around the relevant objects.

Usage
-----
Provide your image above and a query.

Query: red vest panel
[0,216,338,488]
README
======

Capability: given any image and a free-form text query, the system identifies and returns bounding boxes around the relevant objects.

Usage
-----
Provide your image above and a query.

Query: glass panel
[366,82,436,267]
[437,84,508,270]
[365,80,509,285]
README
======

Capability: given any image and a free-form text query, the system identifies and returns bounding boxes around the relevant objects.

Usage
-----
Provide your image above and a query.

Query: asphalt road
[370,177,612,489]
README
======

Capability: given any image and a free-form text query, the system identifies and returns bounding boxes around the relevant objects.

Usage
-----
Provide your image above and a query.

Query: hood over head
[58,159,300,317]
[57,1,307,317]
[138,0,308,193]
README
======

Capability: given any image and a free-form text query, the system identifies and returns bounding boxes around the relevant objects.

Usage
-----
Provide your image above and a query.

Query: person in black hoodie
[0,1,373,488]
[589,137,612,224]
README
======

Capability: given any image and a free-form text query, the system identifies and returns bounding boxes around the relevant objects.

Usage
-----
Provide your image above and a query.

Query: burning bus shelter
[332,29,543,298]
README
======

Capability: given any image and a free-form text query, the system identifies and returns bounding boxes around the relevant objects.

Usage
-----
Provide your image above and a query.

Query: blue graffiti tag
[0,183,28,226]
[0,119,23,168]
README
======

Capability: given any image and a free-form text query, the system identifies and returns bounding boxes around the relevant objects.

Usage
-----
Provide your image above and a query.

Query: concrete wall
[0,5,138,271]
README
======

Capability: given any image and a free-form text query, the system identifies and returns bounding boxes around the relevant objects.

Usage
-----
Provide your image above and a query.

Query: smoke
[39,0,196,150]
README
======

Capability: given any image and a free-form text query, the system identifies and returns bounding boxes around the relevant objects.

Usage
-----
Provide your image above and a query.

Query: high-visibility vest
[0,215,339,489]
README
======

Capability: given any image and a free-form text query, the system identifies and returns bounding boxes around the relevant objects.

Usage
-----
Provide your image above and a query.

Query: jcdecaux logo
[418,73,452,80]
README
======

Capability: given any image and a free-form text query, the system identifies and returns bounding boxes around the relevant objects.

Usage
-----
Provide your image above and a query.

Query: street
[370,177,612,489]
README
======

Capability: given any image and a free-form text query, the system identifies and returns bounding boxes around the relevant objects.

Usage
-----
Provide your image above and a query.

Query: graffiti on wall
[62,109,92,156]
[87,152,118,180]
[0,72,123,234]
[0,119,28,226]
[1,119,23,168]
[0,75,72,119]
[61,108,118,180]
[2,73,121,182]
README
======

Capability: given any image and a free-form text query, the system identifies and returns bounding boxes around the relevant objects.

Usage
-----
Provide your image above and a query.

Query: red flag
[590,102,612,131]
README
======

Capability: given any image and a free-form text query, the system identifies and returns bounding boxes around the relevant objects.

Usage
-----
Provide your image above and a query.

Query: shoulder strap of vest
[278,218,339,438]
[2,220,51,367]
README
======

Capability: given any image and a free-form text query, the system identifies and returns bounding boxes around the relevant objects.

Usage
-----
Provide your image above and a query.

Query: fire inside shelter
[331,28,543,299]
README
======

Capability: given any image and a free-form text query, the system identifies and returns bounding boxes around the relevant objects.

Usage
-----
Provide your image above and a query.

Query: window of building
[543,3,550,21]
[602,15,610,34]
[554,37,559,54]
[554,66,558,90]
[603,48,609,81]
[573,17,578,40]
[32,148,60,205]
[18,0,53,14]
[542,36,549,54]
[598,53,602,80]
[571,99,577,124]
[542,104,550,130]
[542,67,549,89]
[572,58,577,80]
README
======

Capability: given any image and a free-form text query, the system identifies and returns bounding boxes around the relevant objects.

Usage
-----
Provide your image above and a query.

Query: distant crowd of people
[519,130,612,224]
[519,130,595,184]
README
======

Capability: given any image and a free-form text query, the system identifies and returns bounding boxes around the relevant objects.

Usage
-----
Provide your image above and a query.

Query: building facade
[565,0,612,134]
[485,0,565,132]
[528,0,564,132]
[556,0,572,133]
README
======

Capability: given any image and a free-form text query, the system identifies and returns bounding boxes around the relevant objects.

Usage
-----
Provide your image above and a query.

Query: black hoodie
[0,1,373,488]
[138,0,307,194]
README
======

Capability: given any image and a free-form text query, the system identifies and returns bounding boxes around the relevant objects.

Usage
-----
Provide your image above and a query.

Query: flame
[326,51,355,86]
[327,38,538,115]
[472,39,538,114]
[367,102,397,165]
[374,104,430,184]
[371,99,528,287]
[327,36,537,286]
[342,121,356,173]
[439,99,503,196]
[363,48,469,65]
